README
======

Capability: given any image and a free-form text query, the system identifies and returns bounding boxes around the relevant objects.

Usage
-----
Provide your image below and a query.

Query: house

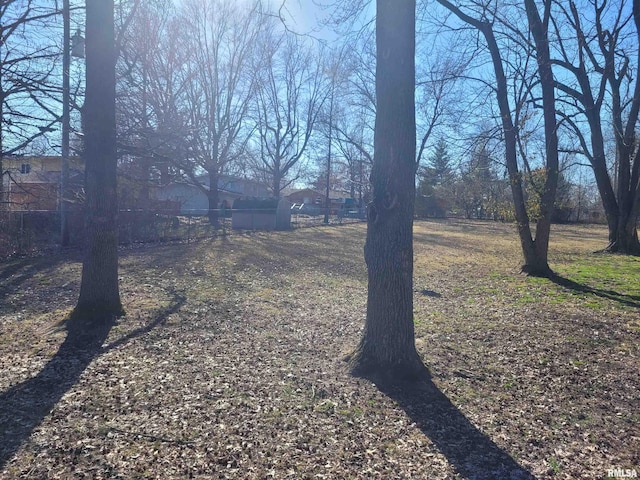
[153,174,271,215]
[1,155,83,211]
[285,188,354,215]
[286,188,324,206]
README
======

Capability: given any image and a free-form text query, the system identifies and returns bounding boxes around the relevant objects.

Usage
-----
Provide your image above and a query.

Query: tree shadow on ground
[0,292,185,470]
[0,252,81,307]
[549,273,640,309]
[367,370,535,480]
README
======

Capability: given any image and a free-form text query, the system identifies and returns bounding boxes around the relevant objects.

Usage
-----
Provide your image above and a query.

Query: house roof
[286,188,352,200]
[2,155,83,166]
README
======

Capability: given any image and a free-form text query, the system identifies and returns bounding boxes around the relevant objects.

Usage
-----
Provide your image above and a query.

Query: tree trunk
[437,0,556,276]
[609,204,640,254]
[523,0,558,277]
[348,0,425,379]
[608,119,640,254]
[555,1,638,254]
[0,87,4,210]
[272,171,282,199]
[480,22,548,276]
[73,0,123,320]
[605,0,640,254]
[437,0,558,277]
[207,171,219,226]
[603,184,640,254]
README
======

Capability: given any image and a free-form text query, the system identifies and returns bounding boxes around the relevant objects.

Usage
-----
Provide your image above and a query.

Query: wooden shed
[232,198,291,231]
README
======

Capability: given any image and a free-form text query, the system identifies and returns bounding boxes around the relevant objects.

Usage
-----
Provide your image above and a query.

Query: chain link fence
[0,207,366,259]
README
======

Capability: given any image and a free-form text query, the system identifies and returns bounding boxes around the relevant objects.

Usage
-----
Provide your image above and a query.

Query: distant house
[153,174,271,214]
[1,155,83,211]
[286,188,324,206]
[285,188,354,214]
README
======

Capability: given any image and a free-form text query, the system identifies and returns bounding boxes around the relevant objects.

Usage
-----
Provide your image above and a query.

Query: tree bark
[611,205,640,254]
[349,0,425,379]
[74,0,123,320]
[272,170,282,199]
[604,0,640,254]
[480,20,546,275]
[207,170,220,226]
[523,0,557,276]
[0,86,4,209]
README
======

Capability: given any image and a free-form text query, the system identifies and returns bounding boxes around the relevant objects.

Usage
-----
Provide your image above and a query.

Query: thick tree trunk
[608,207,640,254]
[604,160,640,256]
[349,0,424,379]
[558,2,638,254]
[607,116,640,254]
[74,0,123,320]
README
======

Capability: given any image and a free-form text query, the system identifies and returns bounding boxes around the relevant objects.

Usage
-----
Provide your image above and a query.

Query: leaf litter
[0,220,638,479]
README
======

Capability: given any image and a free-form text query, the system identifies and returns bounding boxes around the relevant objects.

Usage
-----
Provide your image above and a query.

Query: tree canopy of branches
[1,0,59,207]
[435,0,560,276]
[253,32,327,198]
[551,0,640,254]
[116,0,183,209]
[178,0,266,224]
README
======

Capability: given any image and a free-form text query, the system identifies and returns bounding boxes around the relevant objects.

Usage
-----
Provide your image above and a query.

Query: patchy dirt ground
[0,220,638,479]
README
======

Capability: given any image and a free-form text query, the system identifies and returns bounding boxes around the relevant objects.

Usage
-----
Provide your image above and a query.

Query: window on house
[20,164,31,174]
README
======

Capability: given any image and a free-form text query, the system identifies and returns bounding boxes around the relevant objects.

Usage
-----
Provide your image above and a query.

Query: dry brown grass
[0,220,638,479]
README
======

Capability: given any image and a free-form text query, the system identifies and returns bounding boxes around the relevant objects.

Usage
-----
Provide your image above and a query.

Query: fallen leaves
[0,221,638,479]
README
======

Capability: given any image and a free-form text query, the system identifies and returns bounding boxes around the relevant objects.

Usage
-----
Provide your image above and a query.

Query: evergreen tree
[428,137,453,186]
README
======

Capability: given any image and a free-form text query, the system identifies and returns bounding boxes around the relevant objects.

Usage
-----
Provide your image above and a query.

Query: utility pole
[323,77,334,225]
[60,0,71,246]
[60,2,84,246]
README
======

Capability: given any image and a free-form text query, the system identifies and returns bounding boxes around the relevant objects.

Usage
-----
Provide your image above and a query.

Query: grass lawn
[0,219,638,479]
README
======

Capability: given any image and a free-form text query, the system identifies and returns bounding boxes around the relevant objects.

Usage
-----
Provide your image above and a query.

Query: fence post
[222,208,226,237]
[19,212,24,255]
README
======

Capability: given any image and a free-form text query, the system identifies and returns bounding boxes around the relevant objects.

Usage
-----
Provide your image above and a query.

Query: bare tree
[522,0,560,275]
[435,0,561,276]
[551,0,640,254]
[332,100,373,205]
[415,49,468,167]
[330,32,375,205]
[116,0,187,207]
[348,0,426,378]
[177,0,265,225]
[254,32,327,198]
[1,1,59,207]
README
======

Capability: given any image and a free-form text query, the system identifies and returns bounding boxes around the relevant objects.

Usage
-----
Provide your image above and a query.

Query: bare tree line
[1,0,639,259]
[114,0,375,226]
[0,0,638,393]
